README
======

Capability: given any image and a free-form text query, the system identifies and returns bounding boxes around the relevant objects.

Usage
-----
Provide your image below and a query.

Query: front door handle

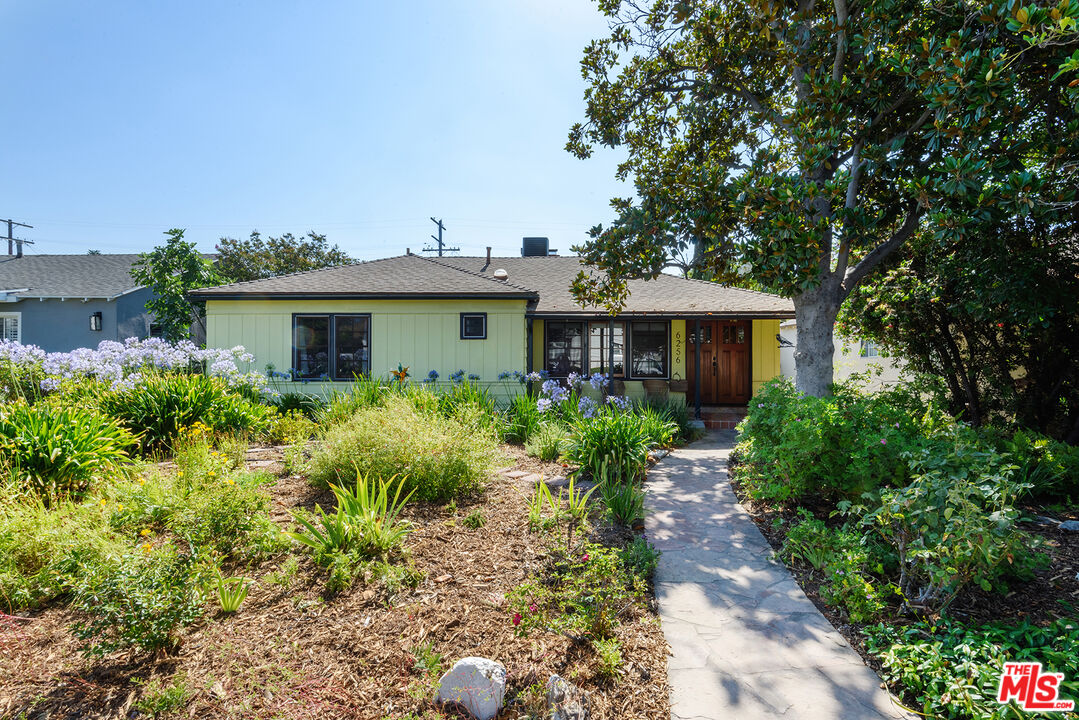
[712,359,717,376]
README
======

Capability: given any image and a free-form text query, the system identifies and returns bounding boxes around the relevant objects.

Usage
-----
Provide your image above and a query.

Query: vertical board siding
[206,298,528,399]
[751,318,782,396]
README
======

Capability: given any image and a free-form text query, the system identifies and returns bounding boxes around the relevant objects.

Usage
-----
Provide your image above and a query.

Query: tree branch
[834,141,865,278]
[832,0,848,83]
[841,200,920,296]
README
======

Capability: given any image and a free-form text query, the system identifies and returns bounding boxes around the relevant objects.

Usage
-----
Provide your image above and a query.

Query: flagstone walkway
[645,430,912,720]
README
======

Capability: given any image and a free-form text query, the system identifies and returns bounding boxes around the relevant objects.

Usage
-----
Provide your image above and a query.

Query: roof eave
[191,291,538,301]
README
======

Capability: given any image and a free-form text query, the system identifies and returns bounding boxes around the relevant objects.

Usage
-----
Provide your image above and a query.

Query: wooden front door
[688,320,751,405]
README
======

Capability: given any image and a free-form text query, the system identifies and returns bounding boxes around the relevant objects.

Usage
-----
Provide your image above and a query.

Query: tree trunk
[792,284,842,397]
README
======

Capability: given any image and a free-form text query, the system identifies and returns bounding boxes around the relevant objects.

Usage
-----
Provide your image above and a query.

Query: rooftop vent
[521,237,557,257]
[493,268,509,281]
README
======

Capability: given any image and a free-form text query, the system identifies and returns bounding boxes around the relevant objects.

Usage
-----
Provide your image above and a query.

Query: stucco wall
[206,298,529,398]
[779,322,906,390]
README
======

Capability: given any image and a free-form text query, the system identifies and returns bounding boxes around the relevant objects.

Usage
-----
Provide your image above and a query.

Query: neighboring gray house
[0,254,156,352]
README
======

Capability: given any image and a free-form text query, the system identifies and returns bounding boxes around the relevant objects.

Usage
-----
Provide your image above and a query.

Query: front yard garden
[0,340,688,719]
[731,378,1079,720]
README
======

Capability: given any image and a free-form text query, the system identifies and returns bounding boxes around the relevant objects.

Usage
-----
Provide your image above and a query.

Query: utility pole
[423,217,458,257]
[1,218,34,257]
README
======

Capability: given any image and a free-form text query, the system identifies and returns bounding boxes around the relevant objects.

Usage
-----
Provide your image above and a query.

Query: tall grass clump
[0,401,136,500]
[96,374,273,453]
[318,376,393,425]
[525,422,569,462]
[308,396,499,501]
[564,411,653,483]
[504,393,543,444]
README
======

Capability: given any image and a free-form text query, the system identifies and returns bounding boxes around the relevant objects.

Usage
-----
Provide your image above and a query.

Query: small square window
[461,313,487,340]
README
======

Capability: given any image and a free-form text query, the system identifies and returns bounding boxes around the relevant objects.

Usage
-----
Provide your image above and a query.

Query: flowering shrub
[0,338,265,398]
[509,543,645,641]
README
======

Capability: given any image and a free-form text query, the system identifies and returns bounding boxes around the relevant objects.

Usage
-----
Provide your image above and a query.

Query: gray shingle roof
[437,256,794,317]
[188,254,538,299]
[190,253,794,317]
[0,254,147,299]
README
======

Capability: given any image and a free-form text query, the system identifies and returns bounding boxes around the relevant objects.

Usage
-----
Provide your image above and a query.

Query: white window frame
[0,312,21,343]
[860,339,879,358]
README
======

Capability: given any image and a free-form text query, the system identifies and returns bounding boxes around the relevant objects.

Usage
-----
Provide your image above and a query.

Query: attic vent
[522,237,556,257]
[493,268,509,281]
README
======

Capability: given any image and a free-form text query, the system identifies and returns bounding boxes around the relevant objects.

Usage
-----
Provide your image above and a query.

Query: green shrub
[633,403,678,448]
[134,674,191,716]
[0,497,126,611]
[780,510,887,623]
[272,391,324,419]
[168,471,284,561]
[436,381,498,427]
[509,543,645,641]
[0,401,135,500]
[96,374,273,452]
[525,422,568,462]
[994,427,1079,502]
[308,396,498,501]
[862,437,1039,613]
[504,393,543,444]
[866,618,1079,720]
[318,376,392,425]
[564,412,652,483]
[734,378,941,502]
[72,546,209,656]
[620,537,660,581]
[599,477,645,527]
[640,399,698,445]
[592,637,623,682]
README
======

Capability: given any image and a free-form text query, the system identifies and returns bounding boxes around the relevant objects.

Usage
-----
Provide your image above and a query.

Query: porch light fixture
[89,311,103,331]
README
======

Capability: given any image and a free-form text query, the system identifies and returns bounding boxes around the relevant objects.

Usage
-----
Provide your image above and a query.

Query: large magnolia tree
[568,0,1079,396]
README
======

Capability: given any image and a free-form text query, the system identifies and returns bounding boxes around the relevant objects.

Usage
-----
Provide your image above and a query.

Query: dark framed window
[545,321,585,376]
[588,322,624,376]
[293,314,370,381]
[460,313,487,340]
[629,321,669,378]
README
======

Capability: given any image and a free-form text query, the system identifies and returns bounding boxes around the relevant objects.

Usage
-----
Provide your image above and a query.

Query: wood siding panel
[751,319,782,396]
[205,298,528,399]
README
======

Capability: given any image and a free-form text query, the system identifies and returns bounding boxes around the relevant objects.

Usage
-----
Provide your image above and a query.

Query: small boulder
[1059,520,1079,532]
[547,674,590,720]
[437,657,506,720]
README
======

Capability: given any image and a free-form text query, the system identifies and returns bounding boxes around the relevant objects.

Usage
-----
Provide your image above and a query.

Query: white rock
[437,657,506,720]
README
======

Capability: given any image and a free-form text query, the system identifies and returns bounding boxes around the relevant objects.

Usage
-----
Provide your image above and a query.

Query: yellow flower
[141,542,153,553]
[177,470,184,477]
[140,528,151,537]
[116,503,124,511]
[207,470,215,477]
[226,479,234,486]
[99,499,107,508]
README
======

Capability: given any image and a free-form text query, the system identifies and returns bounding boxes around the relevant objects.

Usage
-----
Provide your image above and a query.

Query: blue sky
[0,1,629,259]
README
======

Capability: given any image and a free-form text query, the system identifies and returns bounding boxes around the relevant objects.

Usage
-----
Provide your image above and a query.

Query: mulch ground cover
[0,446,670,720]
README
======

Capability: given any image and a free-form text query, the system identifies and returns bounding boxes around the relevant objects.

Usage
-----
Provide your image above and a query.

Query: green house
[190,244,794,416]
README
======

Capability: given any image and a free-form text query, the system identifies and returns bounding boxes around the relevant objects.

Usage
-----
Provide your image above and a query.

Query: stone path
[645,430,911,720]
